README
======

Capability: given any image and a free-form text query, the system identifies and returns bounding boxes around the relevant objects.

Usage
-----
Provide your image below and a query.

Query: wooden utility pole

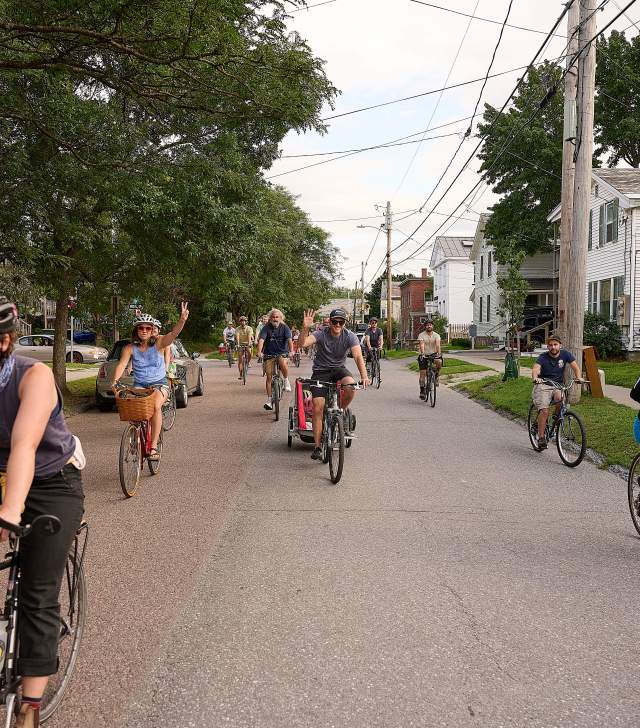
[360,261,365,323]
[385,201,393,343]
[566,0,597,382]
[557,0,580,340]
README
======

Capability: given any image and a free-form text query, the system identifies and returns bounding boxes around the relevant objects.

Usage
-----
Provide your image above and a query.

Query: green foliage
[583,312,623,359]
[430,311,448,336]
[450,337,472,349]
[596,32,640,167]
[385,349,417,359]
[596,360,640,388]
[407,358,490,375]
[496,248,529,335]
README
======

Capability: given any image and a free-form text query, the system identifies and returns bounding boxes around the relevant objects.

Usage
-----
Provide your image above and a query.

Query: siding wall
[472,242,506,338]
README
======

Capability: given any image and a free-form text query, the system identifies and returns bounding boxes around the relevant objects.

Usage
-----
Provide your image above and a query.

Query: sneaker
[537,437,547,450]
[419,387,426,400]
[15,703,40,728]
[311,447,322,461]
[284,379,292,392]
[264,401,273,411]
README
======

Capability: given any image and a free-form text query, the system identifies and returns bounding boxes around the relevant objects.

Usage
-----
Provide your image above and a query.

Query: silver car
[95,338,204,412]
[14,334,108,363]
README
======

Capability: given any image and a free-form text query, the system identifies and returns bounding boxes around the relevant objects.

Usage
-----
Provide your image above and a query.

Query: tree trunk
[53,289,70,395]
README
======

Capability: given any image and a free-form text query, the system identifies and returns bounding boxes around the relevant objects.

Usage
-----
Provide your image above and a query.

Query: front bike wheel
[242,354,247,385]
[273,379,280,422]
[227,349,233,367]
[627,452,640,535]
[375,360,381,389]
[429,370,437,407]
[40,540,88,721]
[119,424,141,497]
[556,411,586,467]
[328,414,345,484]
[162,387,176,431]
[527,403,542,451]
[148,428,164,475]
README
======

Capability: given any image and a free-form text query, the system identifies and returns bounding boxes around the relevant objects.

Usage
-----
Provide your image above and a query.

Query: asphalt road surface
[38,356,640,727]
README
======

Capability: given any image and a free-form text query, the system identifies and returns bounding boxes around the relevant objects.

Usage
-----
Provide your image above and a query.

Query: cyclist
[364,318,384,365]
[417,319,442,400]
[301,308,369,461]
[0,297,85,728]
[111,303,189,459]
[255,315,268,340]
[531,334,583,449]
[235,316,254,380]
[256,309,293,410]
[223,322,236,360]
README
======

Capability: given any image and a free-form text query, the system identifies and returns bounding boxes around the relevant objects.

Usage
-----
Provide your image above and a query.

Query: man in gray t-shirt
[301,308,369,461]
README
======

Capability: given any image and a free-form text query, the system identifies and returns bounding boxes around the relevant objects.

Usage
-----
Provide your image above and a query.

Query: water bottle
[0,619,9,670]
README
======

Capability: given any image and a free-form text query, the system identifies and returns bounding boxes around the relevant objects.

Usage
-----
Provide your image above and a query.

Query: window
[613,275,624,301]
[588,281,596,313]
[487,294,491,322]
[588,209,593,251]
[488,252,492,277]
[479,296,483,322]
[599,278,611,319]
[599,199,619,245]
[480,256,484,280]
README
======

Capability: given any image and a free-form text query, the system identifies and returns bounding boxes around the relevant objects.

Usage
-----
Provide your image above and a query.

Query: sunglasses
[330,319,346,326]
[137,326,153,332]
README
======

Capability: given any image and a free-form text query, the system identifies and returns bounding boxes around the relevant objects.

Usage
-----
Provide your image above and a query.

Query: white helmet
[133,313,156,327]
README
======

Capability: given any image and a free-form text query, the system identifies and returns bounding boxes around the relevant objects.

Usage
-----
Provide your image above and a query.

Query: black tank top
[0,356,75,478]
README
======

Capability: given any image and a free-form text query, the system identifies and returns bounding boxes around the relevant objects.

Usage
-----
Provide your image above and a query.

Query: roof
[429,235,474,268]
[593,168,640,198]
[380,282,402,298]
[470,213,491,261]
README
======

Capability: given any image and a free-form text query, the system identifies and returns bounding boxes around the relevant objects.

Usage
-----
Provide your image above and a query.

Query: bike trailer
[288,378,315,445]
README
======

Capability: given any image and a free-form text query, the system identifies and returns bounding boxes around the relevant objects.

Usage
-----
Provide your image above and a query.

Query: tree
[596,32,640,167]
[495,248,529,352]
[583,311,623,359]
[365,273,413,319]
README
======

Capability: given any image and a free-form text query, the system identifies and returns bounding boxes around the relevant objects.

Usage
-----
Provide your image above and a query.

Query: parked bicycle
[0,515,88,726]
[527,378,588,467]
[238,344,251,385]
[115,386,164,497]
[366,349,382,389]
[264,355,286,421]
[303,379,361,484]
[422,353,441,408]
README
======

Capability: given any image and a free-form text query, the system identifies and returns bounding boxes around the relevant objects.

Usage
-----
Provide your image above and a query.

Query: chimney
[421,268,428,278]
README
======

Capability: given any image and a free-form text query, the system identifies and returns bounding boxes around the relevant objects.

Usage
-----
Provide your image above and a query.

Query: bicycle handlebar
[300,379,365,389]
[0,514,62,538]
[535,378,589,390]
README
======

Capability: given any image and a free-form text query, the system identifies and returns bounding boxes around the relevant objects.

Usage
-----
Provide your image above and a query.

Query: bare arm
[256,335,264,356]
[418,338,425,356]
[288,336,293,354]
[364,335,371,351]
[352,345,369,383]
[1,364,57,528]
[111,344,133,385]
[435,337,441,355]
[378,334,384,350]
[156,301,189,349]
[570,360,582,380]
[531,362,541,381]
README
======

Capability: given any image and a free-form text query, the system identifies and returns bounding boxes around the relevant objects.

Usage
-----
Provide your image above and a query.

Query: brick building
[400,269,435,341]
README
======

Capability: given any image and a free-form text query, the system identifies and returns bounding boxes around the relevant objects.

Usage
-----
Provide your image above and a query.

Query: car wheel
[66,352,84,363]
[175,383,188,409]
[193,368,204,396]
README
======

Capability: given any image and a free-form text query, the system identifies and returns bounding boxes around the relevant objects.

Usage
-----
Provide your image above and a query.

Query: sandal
[148,448,160,461]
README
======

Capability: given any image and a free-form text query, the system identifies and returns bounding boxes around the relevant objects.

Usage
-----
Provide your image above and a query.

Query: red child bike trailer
[287,379,316,447]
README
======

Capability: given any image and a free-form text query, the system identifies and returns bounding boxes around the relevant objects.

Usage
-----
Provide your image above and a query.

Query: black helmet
[0,297,17,333]
[329,308,347,321]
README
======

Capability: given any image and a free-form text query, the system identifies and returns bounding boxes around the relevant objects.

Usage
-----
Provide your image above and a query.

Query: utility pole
[353,280,358,324]
[557,0,580,340]
[360,261,365,323]
[566,0,597,385]
[385,201,393,344]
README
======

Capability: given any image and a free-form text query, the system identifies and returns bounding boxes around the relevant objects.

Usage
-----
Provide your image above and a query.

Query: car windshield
[108,340,131,360]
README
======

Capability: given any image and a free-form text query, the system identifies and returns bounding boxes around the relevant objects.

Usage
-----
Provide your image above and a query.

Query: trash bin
[503,351,519,381]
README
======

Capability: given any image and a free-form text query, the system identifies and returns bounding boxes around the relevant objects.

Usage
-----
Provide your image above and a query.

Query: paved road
[41,355,640,727]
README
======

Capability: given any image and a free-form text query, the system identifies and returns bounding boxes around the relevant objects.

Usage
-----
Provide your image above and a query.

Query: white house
[548,168,640,351]
[429,236,474,325]
[470,214,555,342]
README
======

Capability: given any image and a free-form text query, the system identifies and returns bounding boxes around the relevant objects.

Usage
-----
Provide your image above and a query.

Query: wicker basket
[115,389,156,422]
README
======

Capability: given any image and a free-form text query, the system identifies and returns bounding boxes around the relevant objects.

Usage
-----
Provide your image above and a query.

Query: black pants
[18,464,84,676]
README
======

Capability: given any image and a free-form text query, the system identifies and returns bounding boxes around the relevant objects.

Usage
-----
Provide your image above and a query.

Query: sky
[267,0,640,289]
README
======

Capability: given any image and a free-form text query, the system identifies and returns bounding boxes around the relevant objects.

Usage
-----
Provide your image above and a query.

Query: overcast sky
[268,0,639,288]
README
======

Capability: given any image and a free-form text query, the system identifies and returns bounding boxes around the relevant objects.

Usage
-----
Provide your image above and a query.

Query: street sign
[469,324,478,338]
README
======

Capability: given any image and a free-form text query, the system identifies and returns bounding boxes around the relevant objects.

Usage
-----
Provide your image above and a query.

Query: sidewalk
[451,351,636,408]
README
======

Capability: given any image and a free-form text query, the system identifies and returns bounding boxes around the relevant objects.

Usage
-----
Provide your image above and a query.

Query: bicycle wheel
[148,428,164,475]
[273,378,280,422]
[328,414,345,484]
[40,541,87,721]
[527,403,542,451]
[375,360,381,389]
[423,369,432,405]
[227,348,233,367]
[627,452,640,535]
[429,370,437,408]
[556,411,586,467]
[322,414,330,464]
[162,387,176,431]
[242,353,247,385]
[119,424,141,497]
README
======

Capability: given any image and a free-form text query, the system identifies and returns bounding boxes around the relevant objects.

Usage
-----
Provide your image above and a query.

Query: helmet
[0,297,18,333]
[133,313,156,328]
[152,318,161,329]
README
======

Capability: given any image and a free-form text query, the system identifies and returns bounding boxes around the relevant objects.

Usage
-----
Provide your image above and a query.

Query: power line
[290,0,337,12]
[311,209,416,223]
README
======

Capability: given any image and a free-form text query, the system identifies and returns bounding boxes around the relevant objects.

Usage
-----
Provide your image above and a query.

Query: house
[316,298,357,322]
[399,269,435,340]
[470,214,556,343]
[380,281,401,322]
[429,236,474,325]
[548,168,640,351]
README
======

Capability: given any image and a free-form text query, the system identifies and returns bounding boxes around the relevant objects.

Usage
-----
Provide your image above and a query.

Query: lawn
[517,356,639,388]
[385,348,417,359]
[45,362,98,371]
[206,351,226,360]
[407,357,491,376]
[456,375,638,468]
[67,376,97,398]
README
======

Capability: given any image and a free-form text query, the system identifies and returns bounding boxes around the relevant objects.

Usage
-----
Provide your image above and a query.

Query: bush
[583,311,623,359]
[449,337,472,349]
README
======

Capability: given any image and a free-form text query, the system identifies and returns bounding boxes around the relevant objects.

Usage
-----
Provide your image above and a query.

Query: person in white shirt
[417,320,442,400]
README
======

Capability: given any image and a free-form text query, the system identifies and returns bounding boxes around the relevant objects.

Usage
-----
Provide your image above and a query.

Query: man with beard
[256,309,293,410]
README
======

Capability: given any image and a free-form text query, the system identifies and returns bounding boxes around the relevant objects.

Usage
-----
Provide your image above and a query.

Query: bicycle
[628,449,640,535]
[264,355,286,421]
[366,348,382,389]
[527,378,588,467]
[161,378,177,431]
[238,345,251,385]
[421,354,441,408]
[115,387,164,497]
[292,348,301,368]
[0,515,88,726]
[305,380,362,484]
[224,341,235,368]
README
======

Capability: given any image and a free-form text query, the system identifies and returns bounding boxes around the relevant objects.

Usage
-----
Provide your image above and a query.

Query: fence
[447,324,470,340]
[16,318,31,336]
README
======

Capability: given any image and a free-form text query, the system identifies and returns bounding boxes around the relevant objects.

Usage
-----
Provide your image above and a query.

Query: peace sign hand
[303,309,315,330]
[180,301,190,323]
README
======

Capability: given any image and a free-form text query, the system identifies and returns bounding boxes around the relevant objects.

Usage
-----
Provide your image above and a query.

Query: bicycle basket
[115,390,155,422]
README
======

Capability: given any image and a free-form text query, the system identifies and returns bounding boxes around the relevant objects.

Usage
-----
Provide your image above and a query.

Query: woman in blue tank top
[111,302,190,460]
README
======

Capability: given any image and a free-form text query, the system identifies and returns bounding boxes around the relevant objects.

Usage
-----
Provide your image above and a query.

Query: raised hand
[303,309,315,330]
[180,301,190,323]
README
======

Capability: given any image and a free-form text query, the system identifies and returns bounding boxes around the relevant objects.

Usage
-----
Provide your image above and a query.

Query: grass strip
[407,357,491,376]
[456,375,638,468]
[45,362,98,371]
[385,349,417,359]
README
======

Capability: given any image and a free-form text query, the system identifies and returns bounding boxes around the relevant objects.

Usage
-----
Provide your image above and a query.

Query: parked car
[14,335,108,363]
[38,329,97,345]
[95,338,204,412]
